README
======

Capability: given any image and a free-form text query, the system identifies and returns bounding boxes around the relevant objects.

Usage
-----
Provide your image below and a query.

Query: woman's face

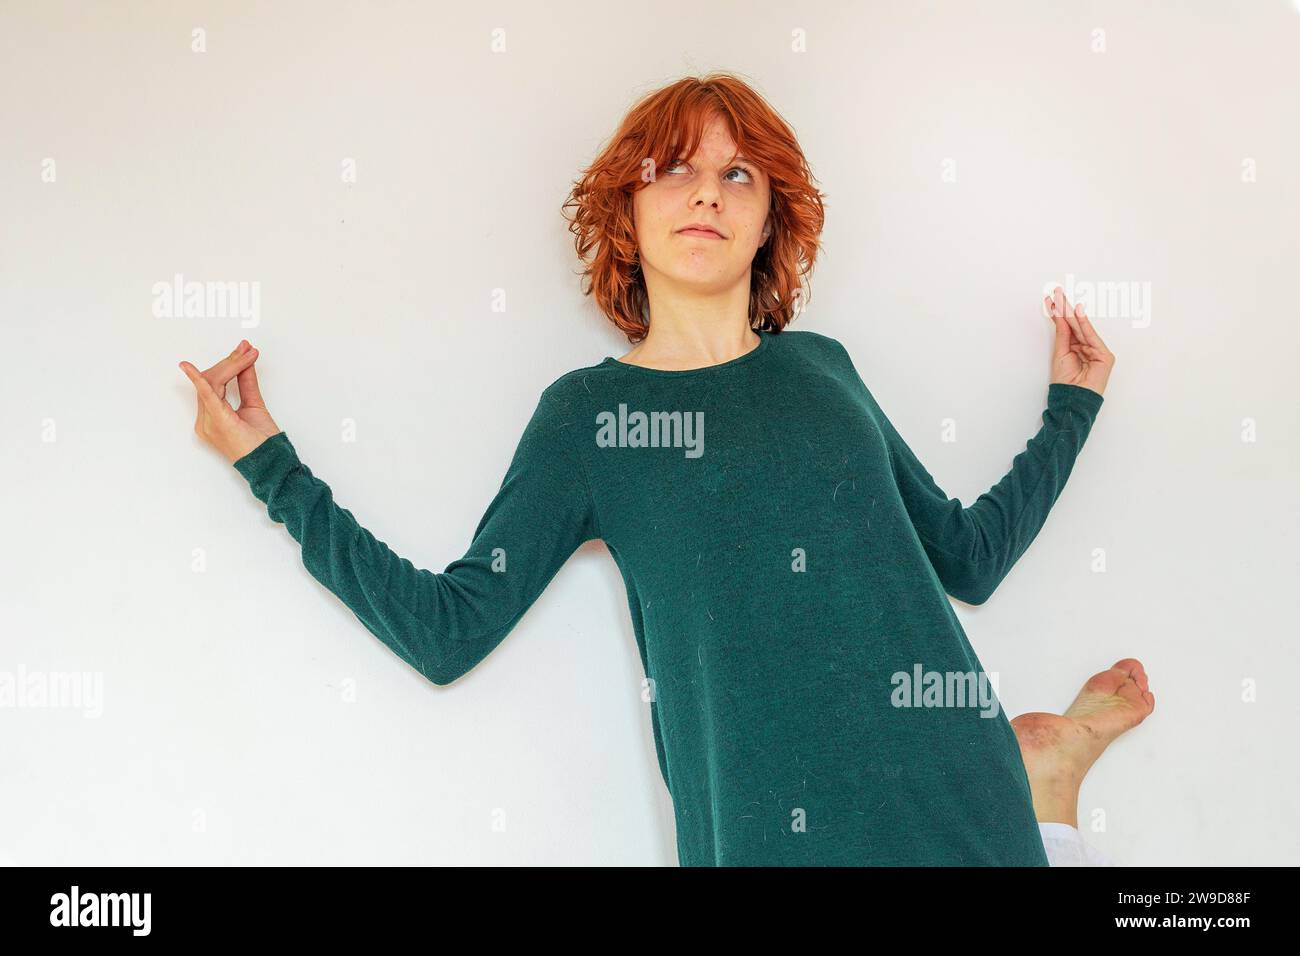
[632,116,772,300]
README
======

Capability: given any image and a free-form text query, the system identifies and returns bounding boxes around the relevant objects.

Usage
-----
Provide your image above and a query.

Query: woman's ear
[760,216,772,244]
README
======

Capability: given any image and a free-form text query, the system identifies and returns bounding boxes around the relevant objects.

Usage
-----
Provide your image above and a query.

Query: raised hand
[1044,285,1115,397]
[179,340,281,463]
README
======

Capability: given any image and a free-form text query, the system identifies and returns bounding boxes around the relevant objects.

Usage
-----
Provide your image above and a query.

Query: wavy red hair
[562,72,827,343]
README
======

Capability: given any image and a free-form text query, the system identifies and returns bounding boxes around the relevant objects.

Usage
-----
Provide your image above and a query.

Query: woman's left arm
[875,381,1103,605]
[841,286,1115,605]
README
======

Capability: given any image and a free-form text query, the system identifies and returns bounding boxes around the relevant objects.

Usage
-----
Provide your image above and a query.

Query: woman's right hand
[179,340,282,463]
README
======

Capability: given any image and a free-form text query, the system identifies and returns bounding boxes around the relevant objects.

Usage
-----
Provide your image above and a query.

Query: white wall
[1,0,1295,865]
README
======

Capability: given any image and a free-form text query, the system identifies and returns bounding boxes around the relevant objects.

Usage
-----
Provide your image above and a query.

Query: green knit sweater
[233,329,1104,866]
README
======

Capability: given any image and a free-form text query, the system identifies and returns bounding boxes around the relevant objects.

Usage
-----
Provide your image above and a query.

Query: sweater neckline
[601,329,772,377]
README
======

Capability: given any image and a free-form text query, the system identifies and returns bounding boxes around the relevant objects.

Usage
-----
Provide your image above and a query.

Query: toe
[1111,657,1149,692]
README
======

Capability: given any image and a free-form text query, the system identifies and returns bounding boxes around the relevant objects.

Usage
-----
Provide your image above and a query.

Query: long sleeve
[831,340,1104,605]
[232,392,600,684]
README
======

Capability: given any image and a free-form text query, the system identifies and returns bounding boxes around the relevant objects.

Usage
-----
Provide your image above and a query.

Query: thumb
[180,360,237,426]
[1050,313,1073,362]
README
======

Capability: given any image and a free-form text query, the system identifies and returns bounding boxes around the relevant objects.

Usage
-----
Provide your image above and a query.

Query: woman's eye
[662,160,754,183]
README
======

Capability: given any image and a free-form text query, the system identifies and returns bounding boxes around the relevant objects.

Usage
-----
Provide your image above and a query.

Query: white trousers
[1039,822,1115,866]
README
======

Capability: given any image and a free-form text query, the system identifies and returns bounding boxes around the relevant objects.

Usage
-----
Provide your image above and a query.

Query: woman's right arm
[231,392,600,685]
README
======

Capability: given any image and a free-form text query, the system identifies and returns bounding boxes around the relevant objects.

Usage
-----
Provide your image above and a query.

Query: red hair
[562,72,828,343]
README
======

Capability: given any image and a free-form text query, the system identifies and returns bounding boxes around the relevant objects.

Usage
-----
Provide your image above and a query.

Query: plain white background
[2,0,1296,866]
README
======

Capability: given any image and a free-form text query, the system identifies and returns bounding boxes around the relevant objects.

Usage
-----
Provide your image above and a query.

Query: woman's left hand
[1045,285,1115,397]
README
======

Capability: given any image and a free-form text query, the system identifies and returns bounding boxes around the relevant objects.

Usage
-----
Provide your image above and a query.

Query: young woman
[180,73,1152,866]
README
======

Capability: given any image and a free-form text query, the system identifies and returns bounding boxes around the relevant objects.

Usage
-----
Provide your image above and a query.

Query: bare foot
[1011,658,1156,826]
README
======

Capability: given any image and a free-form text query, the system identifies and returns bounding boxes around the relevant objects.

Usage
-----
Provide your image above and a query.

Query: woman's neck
[617,314,760,371]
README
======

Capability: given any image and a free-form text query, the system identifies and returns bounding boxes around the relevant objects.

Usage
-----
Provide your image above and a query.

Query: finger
[1070,303,1093,346]
[1064,305,1104,355]
[1055,287,1084,341]
[1050,287,1068,324]
[235,354,266,409]
[180,360,234,421]
[1075,309,1109,353]
[202,342,254,382]
[209,347,259,391]
[204,347,258,403]
[1066,300,1084,337]
[202,343,241,376]
[1047,290,1074,341]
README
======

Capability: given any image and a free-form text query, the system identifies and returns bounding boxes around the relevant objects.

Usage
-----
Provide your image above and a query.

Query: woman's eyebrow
[677,151,758,168]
